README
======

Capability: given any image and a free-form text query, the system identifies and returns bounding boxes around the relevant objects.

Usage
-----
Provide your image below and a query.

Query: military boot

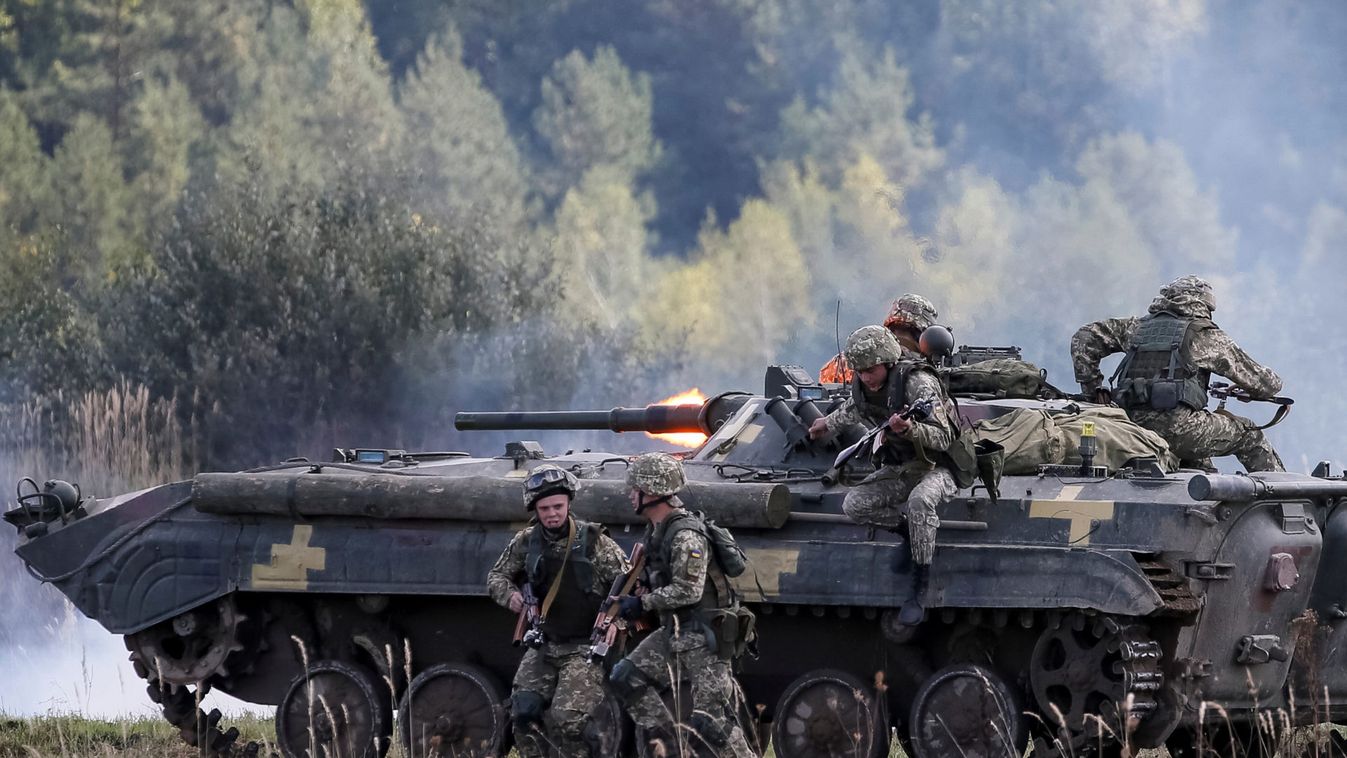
[897,564,929,626]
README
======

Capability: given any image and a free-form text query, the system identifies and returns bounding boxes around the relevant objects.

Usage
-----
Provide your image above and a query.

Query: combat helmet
[844,325,903,371]
[523,463,579,510]
[1157,275,1216,314]
[884,293,939,333]
[627,453,686,498]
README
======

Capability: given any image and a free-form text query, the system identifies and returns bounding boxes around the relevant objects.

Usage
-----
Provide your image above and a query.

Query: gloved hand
[616,595,644,620]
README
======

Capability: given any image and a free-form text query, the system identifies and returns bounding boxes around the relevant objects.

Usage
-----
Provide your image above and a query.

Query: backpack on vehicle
[941,358,1049,399]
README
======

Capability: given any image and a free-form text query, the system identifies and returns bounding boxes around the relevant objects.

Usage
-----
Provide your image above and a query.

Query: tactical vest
[524,518,604,642]
[643,511,733,624]
[849,360,947,464]
[1111,312,1213,412]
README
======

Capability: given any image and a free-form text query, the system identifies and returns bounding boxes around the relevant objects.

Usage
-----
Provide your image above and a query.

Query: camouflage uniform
[1071,275,1284,472]
[488,516,629,758]
[611,454,755,758]
[821,326,959,565]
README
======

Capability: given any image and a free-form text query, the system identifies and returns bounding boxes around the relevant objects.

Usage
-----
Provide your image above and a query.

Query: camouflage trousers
[511,640,607,758]
[615,625,755,758]
[842,464,956,565]
[1132,408,1284,473]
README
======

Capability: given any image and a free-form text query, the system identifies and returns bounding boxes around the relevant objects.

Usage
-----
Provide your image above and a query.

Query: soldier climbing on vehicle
[608,453,757,758]
[819,293,941,383]
[808,323,977,625]
[1071,274,1286,472]
[487,464,630,758]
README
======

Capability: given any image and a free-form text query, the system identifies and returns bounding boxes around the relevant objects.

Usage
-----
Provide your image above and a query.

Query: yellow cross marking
[1028,500,1116,545]
[731,546,800,599]
[251,525,327,590]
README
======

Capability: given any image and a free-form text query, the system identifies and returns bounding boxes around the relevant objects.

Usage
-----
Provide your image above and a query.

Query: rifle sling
[1215,401,1291,431]
[539,518,576,621]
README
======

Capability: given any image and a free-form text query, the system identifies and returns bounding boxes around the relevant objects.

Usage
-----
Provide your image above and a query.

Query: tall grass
[0,383,197,652]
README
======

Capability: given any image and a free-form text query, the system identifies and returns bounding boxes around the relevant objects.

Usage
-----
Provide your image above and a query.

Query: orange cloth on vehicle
[818,353,853,384]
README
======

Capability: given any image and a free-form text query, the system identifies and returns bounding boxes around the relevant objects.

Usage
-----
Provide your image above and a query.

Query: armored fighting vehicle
[7,351,1347,758]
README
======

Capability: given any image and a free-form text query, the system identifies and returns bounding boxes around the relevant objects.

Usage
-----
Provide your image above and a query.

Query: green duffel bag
[942,358,1046,399]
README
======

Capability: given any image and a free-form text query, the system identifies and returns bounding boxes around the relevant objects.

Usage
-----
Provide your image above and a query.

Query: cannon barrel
[1188,473,1347,503]
[455,404,705,434]
[454,394,753,437]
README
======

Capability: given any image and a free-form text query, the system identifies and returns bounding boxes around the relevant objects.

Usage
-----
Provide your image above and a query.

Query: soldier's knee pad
[511,690,547,729]
[609,659,650,700]
[688,712,730,747]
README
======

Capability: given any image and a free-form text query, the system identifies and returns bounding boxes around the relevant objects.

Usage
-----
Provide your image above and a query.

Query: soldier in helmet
[808,325,972,624]
[608,453,756,758]
[487,464,630,758]
[1071,275,1285,472]
[819,293,940,383]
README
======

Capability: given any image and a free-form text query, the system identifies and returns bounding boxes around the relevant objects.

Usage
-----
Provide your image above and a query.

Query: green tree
[20,0,173,140]
[0,87,51,238]
[216,0,402,199]
[123,73,203,225]
[533,46,661,193]
[548,165,656,329]
[47,113,134,275]
[398,28,530,227]
[644,199,811,383]
[777,48,942,189]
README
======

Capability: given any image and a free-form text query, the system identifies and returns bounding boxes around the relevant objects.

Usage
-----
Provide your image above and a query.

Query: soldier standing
[819,293,941,383]
[1071,275,1285,472]
[487,464,629,758]
[608,453,756,758]
[808,324,972,624]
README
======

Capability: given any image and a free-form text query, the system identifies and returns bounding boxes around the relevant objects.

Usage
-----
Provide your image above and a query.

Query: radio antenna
[834,299,843,362]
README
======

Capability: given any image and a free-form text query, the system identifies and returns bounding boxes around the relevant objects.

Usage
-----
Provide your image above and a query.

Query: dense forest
[0,0,1345,477]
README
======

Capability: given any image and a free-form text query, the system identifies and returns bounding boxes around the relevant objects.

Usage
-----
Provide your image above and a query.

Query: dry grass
[0,381,198,498]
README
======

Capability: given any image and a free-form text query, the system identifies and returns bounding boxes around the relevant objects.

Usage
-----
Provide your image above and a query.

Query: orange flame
[646,388,708,448]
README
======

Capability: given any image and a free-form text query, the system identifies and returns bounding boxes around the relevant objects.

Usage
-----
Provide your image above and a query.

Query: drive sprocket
[124,596,267,756]
[1028,612,1163,755]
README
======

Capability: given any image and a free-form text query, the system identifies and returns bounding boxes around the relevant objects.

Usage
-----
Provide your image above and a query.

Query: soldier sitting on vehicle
[1071,275,1285,472]
[487,464,629,758]
[608,453,756,758]
[808,324,975,624]
[819,293,940,383]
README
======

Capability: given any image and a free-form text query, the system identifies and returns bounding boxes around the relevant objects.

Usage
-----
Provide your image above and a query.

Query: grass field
[0,714,274,757]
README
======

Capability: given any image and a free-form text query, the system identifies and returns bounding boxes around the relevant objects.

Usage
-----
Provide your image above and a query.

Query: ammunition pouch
[705,605,757,660]
[945,432,979,489]
[973,440,1005,502]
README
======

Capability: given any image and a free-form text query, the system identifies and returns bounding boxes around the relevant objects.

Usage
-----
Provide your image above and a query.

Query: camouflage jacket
[821,354,956,461]
[1071,300,1283,399]
[486,517,629,609]
[639,517,711,613]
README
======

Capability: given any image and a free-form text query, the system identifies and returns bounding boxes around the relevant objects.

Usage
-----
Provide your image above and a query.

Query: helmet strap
[635,492,671,514]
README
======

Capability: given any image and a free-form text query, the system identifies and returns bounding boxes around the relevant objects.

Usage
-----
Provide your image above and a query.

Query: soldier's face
[859,363,889,392]
[534,494,570,529]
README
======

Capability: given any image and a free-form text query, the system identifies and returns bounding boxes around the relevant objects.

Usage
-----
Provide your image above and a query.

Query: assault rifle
[1208,381,1294,406]
[512,583,542,648]
[1209,381,1294,429]
[822,398,934,486]
[588,543,647,663]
